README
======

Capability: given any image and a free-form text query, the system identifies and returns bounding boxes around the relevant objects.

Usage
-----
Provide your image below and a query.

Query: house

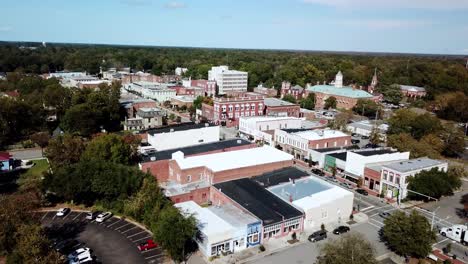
[281,82,306,100]
[380,158,448,200]
[0,152,12,171]
[147,123,220,151]
[124,107,164,131]
[399,85,427,98]
[254,83,277,97]
[139,139,255,184]
[306,71,376,110]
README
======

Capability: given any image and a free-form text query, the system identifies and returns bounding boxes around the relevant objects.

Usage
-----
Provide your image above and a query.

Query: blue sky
[1,0,468,54]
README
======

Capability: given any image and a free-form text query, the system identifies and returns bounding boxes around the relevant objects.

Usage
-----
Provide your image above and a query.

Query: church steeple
[334,71,343,88]
[371,68,378,88]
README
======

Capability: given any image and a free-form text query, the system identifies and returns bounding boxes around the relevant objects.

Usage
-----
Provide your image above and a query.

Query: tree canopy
[300,92,316,110]
[407,167,462,200]
[282,94,297,104]
[45,134,85,168]
[381,210,436,258]
[376,84,403,104]
[316,233,377,264]
[324,96,337,109]
[81,133,138,165]
[353,99,379,118]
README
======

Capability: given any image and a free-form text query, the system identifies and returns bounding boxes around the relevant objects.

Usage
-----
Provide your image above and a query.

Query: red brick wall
[266,105,300,118]
[170,187,210,204]
[363,167,382,195]
[211,160,294,184]
[308,135,352,149]
[201,103,214,121]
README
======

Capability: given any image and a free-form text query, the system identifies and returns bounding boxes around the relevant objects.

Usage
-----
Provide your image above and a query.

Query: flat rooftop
[252,167,309,188]
[281,128,311,133]
[382,158,446,173]
[365,159,409,172]
[173,146,293,172]
[354,149,396,156]
[208,204,259,229]
[269,176,332,201]
[214,178,303,225]
[329,152,348,161]
[147,122,215,135]
[141,139,252,162]
[293,129,348,141]
[241,116,302,122]
[264,97,296,107]
[312,146,357,153]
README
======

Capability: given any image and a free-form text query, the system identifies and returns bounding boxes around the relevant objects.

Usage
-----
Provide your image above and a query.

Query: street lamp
[431,206,441,231]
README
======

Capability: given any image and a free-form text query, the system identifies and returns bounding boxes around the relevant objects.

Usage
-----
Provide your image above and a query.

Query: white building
[239,116,303,144]
[175,67,188,76]
[268,175,353,231]
[147,123,220,151]
[125,82,177,102]
[346,120,389,141]
[344,149,410,178]
[47,71,87,79]
[381,158,448,200]
[176,201,259,257]
[208,66,248,95]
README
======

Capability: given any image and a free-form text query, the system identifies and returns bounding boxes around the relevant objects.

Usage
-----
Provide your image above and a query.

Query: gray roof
[382,158,446,173]
[264,97,296,107]
[208,204,259,228]
[399,85,426,92]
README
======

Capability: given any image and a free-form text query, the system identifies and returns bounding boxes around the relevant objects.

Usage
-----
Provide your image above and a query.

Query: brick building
[399,85,427,98]
[254,83,277,97]
[280,81,305,100]
[171,86,204,97]
[264,98,300,118]
[182,79,217,97]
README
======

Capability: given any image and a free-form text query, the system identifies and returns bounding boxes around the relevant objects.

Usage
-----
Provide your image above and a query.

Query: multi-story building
[124,82,177,102]
[399,85,427,98]
[147,123,220,151]
[203,93,265,127]
[280,81,305,100]
[171,86,204,97]
[380,158,448,200]
[306,71,376,110]
[175,67,188,76]
[344,149,410,179]
[120,98,158,118]
[124,107,164,131]
[346,120,389,141]
[275,128,351,160]
[170,95,195,109]
[182,78,217,97]
[264,98,300,118]
[208,66,248,95]
[239,116,303,144]
[254,83,277,97]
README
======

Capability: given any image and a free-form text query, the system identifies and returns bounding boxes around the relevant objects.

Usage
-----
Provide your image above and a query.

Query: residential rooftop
[292,129,349,141]
[172,146,293,172]
[147,122,215,135]
[213,178,303,225]
[307,85,373,98]
[264,97,296,107]
[140,139,252,162]
[252,167,310,188]
[382,158,447,173]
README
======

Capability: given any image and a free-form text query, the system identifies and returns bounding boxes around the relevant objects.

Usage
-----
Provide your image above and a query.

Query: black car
[361,135,370,139]
[379,212,391,219]
[364,143,378,148]
[333,226,350,235]
[311,168,325,176]
[351,133,359,137]
[355,189,368,196]
[308,230,327,242]
[351,139,360,144]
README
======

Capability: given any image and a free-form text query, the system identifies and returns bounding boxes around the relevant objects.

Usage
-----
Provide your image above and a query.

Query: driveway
[37,210,164,264]
[9,148,43,160]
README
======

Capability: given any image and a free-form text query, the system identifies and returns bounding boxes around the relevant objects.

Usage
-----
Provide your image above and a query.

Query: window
[176,173,180,181]
[395,177,400,184]
[321,210,328,219]
[383,171,388,180]
[187,175,192,182]
[228,105,233,111]
[389,172,394,182]
[202,193,207,199]
[251,105,255,110]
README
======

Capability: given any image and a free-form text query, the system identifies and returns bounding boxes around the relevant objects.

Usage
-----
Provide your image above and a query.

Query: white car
[56,208,71,217]
[69,251,93,264]
[95,212,112,223]
[67,247,91,260]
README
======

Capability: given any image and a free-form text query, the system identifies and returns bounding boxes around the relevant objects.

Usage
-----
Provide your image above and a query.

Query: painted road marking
[133,235,152,243]
[115,223,132,231]
[128,231,147,238]
[107,219,122,228]
[121,226,138,234]
[145,253,164,260]
[433,238,449,246]
[72,212,82,221]
[361,206,375,212]
[41,211,49,221]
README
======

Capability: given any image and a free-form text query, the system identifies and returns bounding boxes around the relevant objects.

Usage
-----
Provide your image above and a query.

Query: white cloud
[0,26,12,32]
[164,1,186,9]
[301,0,468,10]
[339,19,434,29]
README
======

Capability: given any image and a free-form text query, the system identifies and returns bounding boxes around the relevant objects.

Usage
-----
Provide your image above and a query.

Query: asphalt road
[9,148,43,160]
[38,210,163,264]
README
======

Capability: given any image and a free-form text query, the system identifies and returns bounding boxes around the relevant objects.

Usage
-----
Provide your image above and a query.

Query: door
[369,179,374,190]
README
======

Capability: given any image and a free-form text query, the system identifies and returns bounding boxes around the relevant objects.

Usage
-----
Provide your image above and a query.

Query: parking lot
[37,210,164,264]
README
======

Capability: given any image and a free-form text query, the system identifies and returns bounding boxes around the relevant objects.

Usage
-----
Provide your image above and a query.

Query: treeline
[0,44,467,96]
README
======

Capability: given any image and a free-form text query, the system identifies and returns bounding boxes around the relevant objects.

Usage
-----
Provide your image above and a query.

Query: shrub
[259,245,265,252]
[291,232,297,240]
[349,214,354,220]
[321,223,325,231]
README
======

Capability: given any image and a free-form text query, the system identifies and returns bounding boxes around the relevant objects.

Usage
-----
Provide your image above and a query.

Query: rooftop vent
[170,128,174,132]
[205,123,209,127]
[237,139,241,144]
[150,156,156,161]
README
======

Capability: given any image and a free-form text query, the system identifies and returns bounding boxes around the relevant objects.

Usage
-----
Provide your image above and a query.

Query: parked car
[308,230,327,242]
[55,239,79,254]
[333,226,350,235]
[364,143,378,148]
[95,212,112,223]
[85,211,101,221]
[69,251,93,264]
[138,239,158,251]
[311,168,325,176]
[351,133,359,137]
[351,139,360,144]
[355,189,368,196]
[68,247,91,260]
[56,208,71,217]
[361,135,370,139]
[339,182,353,189]
[379,212,392,219]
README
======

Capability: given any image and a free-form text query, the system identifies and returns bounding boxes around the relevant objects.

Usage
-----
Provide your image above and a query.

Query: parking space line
[121,226,138,234]
[433,238,449,246]
[361,206,374,212]
[141,248,159,254]
[72,212,82,221]
[52,214,57,221]
[128,231,147,238]
[115,223,132,230]
[107,219,122,228]
[133,235,152,243]
[41,211,49,221]
[145,253,164,260]
[63,212,71,220]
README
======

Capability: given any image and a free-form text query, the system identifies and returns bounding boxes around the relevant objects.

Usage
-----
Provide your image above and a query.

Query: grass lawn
[18,159,50,190]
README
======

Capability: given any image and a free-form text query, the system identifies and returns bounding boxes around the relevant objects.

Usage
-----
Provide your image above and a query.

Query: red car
[138,239,158,251]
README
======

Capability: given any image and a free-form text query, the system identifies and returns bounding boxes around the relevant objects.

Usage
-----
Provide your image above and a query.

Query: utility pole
[431,206,441,231]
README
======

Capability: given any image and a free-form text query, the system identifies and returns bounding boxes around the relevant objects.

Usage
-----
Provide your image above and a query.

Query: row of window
[382,170,402,185]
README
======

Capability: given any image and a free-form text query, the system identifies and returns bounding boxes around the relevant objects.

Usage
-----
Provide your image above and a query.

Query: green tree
[376,84,402,104]
[45,134,85,168]
[352,99,379,118]
[441,124,465,157]
[61,104,100,136]
[300,93,315,110]
[30,132,50,156]
[388,109,441,140]
[368,127,382,145]
[407,168,462,200]
[329,109,354,130]
[81,133,134,165]
[381,210,436,258]
[316,233,377,264]
[282,94,297,104]
[324,96,337,109]
[193,96,204,110]
[153,206,197,263]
